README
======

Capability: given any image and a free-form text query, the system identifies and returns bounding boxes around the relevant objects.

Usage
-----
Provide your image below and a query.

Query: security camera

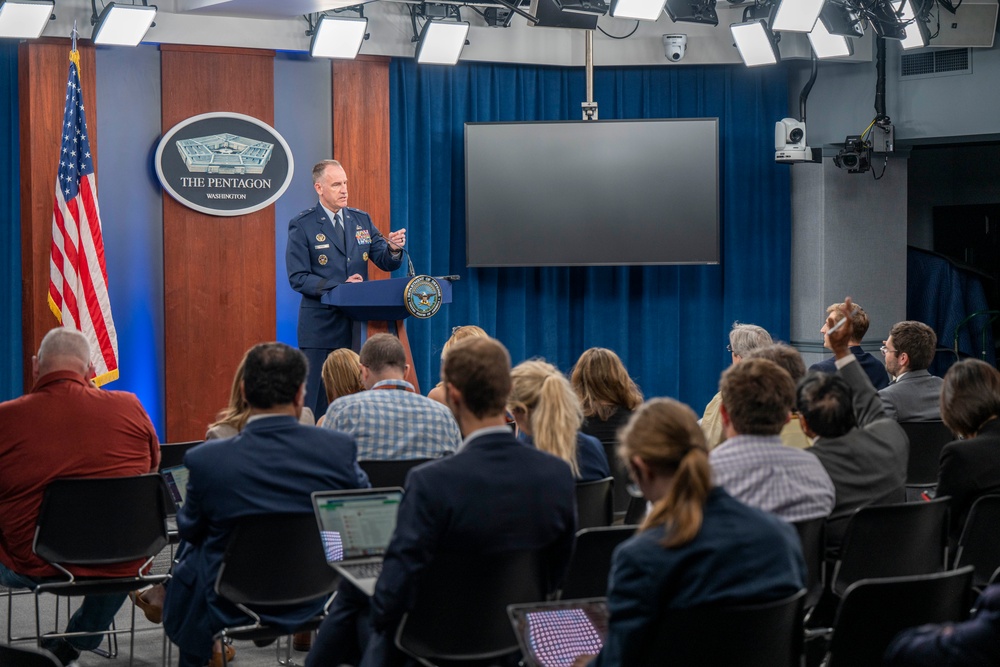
[774,118,820,163]
[663,34,687,62]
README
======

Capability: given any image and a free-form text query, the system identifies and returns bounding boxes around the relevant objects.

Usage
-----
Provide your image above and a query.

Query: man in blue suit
[163,342,369,667]
[286,159,406,417]
[307,337,578,667]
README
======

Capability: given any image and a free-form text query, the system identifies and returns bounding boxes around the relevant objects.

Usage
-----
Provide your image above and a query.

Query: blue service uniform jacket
[286,205,402,348]
[162,416,370,666]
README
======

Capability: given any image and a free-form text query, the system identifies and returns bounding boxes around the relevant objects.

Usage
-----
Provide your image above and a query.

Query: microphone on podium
[372,228,416,277]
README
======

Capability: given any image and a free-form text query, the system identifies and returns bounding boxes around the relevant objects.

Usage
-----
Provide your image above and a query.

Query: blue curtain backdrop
[1,42,22,401]
[390,60,791,411]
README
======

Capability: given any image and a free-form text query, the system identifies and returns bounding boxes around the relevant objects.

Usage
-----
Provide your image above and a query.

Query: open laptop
[508,598,609,667]
[311,487,403,596]
[160,465,189,510]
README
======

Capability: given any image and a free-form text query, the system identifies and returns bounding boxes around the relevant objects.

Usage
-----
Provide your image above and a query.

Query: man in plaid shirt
[321,334,461,460]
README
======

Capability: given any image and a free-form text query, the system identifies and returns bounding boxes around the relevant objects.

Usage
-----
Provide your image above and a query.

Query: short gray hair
[728,322,772,358]
[38,328,91,367]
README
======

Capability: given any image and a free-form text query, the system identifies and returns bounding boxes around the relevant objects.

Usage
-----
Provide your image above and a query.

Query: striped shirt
[321,379,461,460]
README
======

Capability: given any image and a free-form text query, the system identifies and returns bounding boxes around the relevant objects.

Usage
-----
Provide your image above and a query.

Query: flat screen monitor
[464,118,719,267]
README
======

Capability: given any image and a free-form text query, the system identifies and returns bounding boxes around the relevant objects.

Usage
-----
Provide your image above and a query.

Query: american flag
[47,49,119,386]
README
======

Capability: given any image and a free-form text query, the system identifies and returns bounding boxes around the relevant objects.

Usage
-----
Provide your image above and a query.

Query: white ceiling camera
[663,34,687,62]
[775,117,820,164]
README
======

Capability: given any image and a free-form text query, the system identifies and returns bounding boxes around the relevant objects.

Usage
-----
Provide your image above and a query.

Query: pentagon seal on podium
[404,276,443,319]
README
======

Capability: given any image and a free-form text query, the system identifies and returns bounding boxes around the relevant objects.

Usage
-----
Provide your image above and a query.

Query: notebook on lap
[311,487,403,596]
[508,598,609,667]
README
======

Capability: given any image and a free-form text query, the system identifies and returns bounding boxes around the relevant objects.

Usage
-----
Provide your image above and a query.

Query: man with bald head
[0,327,160,665]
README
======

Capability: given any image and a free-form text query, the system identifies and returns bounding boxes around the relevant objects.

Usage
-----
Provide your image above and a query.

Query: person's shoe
[129,589,163,624]
[293,631,312,651]
[252,637,277,648]
[39,635,81,667]
[208,641,236,667]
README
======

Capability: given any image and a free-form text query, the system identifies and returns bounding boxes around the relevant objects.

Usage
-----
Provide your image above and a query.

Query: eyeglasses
[880,345,900,357]
[726,344,733,353]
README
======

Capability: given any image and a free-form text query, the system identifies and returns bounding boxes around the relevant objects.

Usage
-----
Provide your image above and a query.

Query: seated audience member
[571,347,643,446]
[809,301,890,390]
[0,328,160,666]
[206,350,314,439]
[163,342,368,667]
[427,325,488,405]
[322,333,461,459]
[307,337,577,667]
[935,358,1000,541]
[885,583,1000,666]
[745,343,811,449]
[799,298,909,535]
[509,359,611,482]
[573,398,806,667]
[316,347,364,426]
[702,322,773,449]
[710,358,835,522]
[877,320,944,421]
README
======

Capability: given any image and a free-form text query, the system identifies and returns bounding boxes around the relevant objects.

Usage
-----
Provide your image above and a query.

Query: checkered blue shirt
[709,434,836,522]
[321,379,461,460]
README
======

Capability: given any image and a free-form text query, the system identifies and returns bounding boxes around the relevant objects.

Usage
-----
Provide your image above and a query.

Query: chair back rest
[575,477,614,529]
[0,644,62,667]
[359,458,433,489]
[954,494,1000,588]
[158,440,204,471]
[900,421,953,485]
[600,441,631,514]
[215,513,339,607]
[33,474,170,566]
[395,548,550,661]
[623,495,648,525]
[832,497,949,597]
[792,515,826,610]
[827,567,974,667]
[559,526,635,599]
[637,589,806,667]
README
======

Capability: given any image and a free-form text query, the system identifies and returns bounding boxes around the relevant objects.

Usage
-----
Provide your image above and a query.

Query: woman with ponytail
[509,360,610,482]
[573,398,806,667]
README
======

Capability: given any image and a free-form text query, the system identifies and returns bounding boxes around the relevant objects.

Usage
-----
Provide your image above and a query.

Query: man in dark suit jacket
[286,159,405,417]
[798,298,909,545]
[809,300,890,390]
[163,342,369,667]
[307,337,578,667]
[877,320,944,422]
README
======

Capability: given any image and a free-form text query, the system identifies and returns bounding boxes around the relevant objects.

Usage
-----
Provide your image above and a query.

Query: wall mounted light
[91,1,157,47]
[310,14,369,59]
[731,18,780,66]
[0,0,54,39]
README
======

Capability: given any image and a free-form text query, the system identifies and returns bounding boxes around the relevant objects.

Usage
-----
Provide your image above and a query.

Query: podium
[322,276,454,392]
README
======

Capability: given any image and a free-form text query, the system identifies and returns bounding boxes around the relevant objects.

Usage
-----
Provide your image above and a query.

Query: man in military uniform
[286,159,405,418]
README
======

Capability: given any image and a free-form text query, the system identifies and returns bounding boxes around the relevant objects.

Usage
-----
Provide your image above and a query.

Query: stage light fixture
[611,0,666,21]
[0,0,53,39]
[310,15,368,59]
[892,0,930,48]
[664,0,718,25]
[416,19,470,65]
[866,0,906,39]
[808,14,854,57]
[772,0,825,32]
[818,1,864,38]
[731,18,780,66]
[91,1,156,46]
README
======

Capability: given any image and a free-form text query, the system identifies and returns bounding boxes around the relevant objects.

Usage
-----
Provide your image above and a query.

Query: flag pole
[71,19,78,52]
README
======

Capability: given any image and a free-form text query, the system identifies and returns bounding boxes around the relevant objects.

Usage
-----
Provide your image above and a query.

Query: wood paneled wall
[160,45,277,441]
[19,39,98,390]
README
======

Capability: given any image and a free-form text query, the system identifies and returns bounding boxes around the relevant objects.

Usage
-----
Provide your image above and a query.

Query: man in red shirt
[0,327,160,665]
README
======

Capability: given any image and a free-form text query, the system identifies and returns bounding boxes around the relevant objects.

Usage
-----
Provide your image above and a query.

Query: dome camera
[663,34,687,62]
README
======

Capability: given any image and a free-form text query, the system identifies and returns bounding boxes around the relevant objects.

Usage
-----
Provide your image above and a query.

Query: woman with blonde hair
[428,325,489,405]
[572,397,805,666]
[317,348,365,426]
[508,359,609,481]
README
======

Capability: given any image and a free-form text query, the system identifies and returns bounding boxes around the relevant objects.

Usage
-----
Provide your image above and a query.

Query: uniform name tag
[315,243,330,249]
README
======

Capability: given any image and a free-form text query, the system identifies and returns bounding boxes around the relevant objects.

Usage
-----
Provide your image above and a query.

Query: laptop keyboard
[344,562,383,580]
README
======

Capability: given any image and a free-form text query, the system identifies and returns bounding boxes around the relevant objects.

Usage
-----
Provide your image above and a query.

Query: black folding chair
[359,458,433,488]
[953,494,1000,591]
[0,644,62,667]
[824,567,974,667]
[32,474,171,666]
[213,513,340,664]
[623,495,648,526]
[599,441,631,516]
[900,421,953,499]
[575,477,614,529]
[394,548,552,666]
[558,526,634,599]
[636,589,806,667]
[792,515,826,612]
[157,440,204,471]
